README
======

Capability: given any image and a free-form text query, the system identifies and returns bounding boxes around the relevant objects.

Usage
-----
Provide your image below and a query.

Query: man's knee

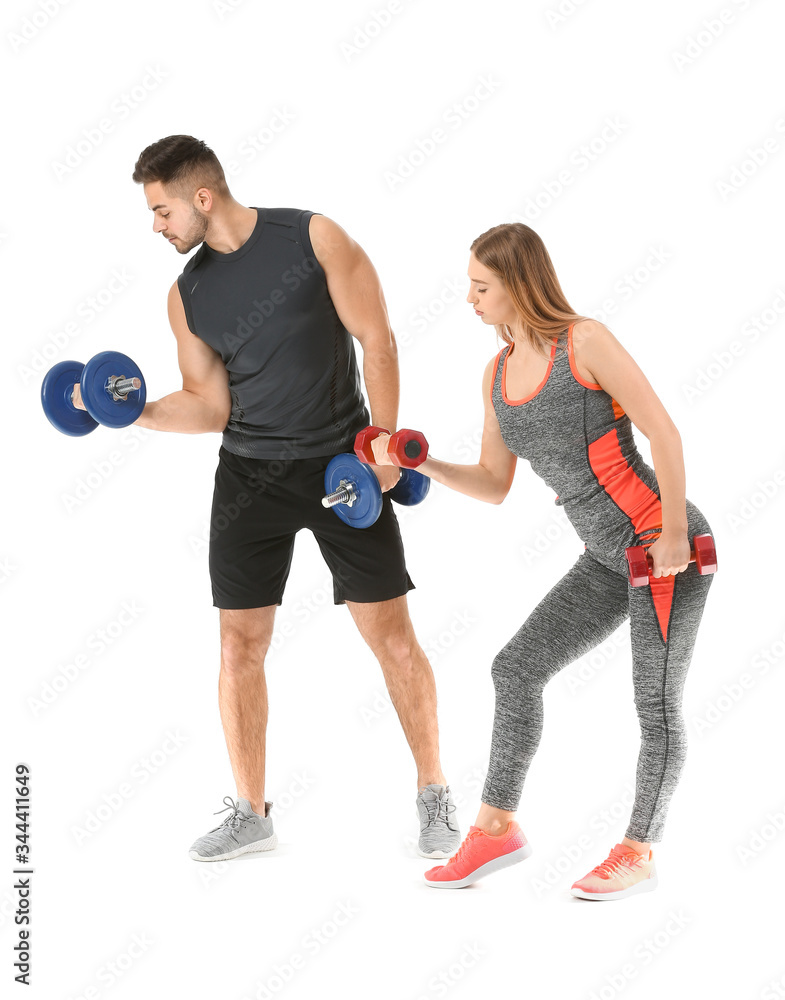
[221,635,269,673]
[358,616,421,671]
[349,599,414,658]
[219,610,275,671]
[373,628,420,670]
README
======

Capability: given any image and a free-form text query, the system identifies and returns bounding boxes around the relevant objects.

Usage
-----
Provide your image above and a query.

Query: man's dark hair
[132,135,229,201]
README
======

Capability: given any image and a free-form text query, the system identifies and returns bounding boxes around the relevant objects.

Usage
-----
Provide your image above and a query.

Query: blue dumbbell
[41,351,146,436]
[322,453,430,529]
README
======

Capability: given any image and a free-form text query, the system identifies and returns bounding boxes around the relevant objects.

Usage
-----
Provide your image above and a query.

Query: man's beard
[173,206,208,253]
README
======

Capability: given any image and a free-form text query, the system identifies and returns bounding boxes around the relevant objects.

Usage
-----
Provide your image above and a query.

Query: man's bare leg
[345,595,446,790]
[218,606,276,816]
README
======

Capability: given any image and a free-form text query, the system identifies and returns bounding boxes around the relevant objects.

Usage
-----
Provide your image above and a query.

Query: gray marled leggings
[482,546,714,842]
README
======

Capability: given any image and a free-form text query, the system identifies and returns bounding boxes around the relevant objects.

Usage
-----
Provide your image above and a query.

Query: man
[94,135,459,862]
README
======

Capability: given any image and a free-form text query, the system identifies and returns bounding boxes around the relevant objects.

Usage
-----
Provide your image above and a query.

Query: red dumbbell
[625,533,718,588]
[354,425,390,464]
[354,426,429,469]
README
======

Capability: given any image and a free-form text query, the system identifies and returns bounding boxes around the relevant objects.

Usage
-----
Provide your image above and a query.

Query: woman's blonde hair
[470,223,592,355]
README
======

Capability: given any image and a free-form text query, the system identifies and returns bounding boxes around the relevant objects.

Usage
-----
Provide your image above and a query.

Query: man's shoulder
[263,206,313,225]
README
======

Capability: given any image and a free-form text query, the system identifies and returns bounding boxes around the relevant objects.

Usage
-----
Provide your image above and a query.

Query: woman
[372,223,716,899]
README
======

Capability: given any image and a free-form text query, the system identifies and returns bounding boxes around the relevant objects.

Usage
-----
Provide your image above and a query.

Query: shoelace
[421,789,458,829]
[211,796,253,843]
[446,828,483,865]
[591,847,645,879]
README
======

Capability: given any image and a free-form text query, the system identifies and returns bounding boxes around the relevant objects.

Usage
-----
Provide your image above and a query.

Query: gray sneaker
[189,796,278,862]
[416,784,461,859]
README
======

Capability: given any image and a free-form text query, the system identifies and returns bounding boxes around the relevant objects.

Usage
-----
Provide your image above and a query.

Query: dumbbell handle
[637,550,698,576]
[638,542,715,571]
[70,375,141,403]
[322,480,357,508]
[643,549,696,566]
[107,375,142,398]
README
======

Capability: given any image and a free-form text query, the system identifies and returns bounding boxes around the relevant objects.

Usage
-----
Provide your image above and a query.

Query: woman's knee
[490,644,542,689]
[632,694,687,739]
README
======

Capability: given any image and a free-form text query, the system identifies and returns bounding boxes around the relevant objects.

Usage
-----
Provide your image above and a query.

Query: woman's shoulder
[569,318,612,387]
[570,317,610,346]
[485,344,509,371]
[482,347,509,395]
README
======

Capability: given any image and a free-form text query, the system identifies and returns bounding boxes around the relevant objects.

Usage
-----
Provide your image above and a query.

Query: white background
[3,0,784,997]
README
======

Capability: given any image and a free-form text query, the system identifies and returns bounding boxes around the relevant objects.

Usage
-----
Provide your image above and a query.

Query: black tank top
[176,207,369,459]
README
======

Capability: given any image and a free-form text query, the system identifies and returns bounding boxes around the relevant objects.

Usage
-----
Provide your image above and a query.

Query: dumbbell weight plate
[40,360,99,437]
[354,425,390,465]
[625,545,651,587]
[389,468,430,506]
[80,351,146,429]
[388,428,429,468]
[324,454,383,529]
[692,534,718,574]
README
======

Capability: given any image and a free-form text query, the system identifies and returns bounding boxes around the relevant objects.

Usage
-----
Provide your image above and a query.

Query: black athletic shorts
[208,446,415,609]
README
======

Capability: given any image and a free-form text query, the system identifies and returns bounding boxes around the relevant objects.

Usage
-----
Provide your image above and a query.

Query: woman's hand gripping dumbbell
[625,534,718,587]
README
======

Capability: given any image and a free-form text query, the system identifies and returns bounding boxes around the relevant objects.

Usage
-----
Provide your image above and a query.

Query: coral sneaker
[424,822,532,888]
[571,843,658,900]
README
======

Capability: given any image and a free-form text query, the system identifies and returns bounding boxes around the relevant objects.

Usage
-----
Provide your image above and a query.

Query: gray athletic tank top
[177,207,369,459]
[491,323,664,563]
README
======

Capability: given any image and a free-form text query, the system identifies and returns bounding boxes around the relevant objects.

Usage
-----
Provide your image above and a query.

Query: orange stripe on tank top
[588,428,673,643]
